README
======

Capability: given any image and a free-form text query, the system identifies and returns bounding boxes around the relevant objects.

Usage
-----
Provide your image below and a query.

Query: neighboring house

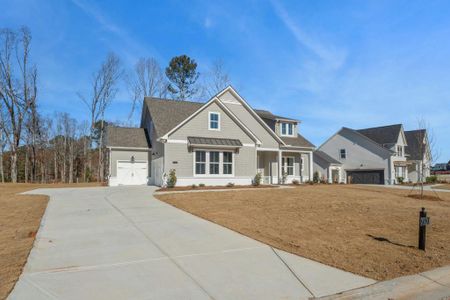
[106,86,315,186]
[314,124,430,184]
[404,129,431,182]
[431,162,449,172]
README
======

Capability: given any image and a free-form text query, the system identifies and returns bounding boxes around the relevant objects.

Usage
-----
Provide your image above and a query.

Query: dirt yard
[433,183,450,190]
[157,185,450,281]
[0,183,99,300]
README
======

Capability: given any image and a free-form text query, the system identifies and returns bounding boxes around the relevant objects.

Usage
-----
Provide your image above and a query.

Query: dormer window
[209,112,220,130]
[281,122,294,136]
[397,145,403,157]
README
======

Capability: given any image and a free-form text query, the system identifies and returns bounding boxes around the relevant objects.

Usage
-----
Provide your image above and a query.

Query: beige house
[106,86,315,186]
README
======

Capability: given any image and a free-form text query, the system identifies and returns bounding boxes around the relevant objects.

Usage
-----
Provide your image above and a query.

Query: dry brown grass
[433,183,450,190]
[157,184,450,281]
[0,183,99,300]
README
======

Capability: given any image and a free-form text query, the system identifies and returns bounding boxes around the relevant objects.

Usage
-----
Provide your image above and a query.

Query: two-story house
[314,124,429,184]
[106,86,315,186]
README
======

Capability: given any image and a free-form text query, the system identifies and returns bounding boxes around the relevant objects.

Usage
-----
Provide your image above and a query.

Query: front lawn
[0,183,99,300]
[156,184,450,281]
[432,183,450,190]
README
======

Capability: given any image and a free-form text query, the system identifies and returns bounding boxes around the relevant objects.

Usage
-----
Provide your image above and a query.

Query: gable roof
[314,150,341,165]
[405,129,426,160]
[106,127,151,149]
[144,97,203,138]
[356,124,403,146]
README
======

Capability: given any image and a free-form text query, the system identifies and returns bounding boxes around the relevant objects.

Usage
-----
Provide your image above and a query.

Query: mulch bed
[156,185,279,192]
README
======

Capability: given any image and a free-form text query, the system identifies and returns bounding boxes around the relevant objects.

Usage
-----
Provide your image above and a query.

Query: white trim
[280,122,295,137]
[176,177,252,186]
[257,147,280,152]
[160,96,261,145]
[108,146,151,151]
[208,111,221,131]
[166,139,188,144]
[243,143,256,147]
[282,155,295,176]
[193,149,235,177]
[215,99,262,145]
[216,86,286,145]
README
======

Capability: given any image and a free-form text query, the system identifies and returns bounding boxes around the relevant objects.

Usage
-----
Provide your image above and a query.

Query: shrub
[426,175,438,184]
[313,171,319,183]
[308,180,314,185]
[167,169,177,188]
[253,172,262,186]
[199,183,205,187]
[292,179,300,185]
[226,182,235,187]
[397,177,404,184]
[191,184,197,189]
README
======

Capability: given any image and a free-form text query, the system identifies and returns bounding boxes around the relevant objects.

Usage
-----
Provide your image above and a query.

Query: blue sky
[2,0,449,161]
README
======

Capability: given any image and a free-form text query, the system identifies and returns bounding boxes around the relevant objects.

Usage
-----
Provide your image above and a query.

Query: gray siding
[319,129,391,183]
[219,91,280,148]
[110,149,150,177]
[164,143,256,177]
[169,101,254,144]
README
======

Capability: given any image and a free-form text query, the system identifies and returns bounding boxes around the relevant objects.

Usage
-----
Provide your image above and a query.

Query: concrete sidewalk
[320,265,450,299]
[9,186,374,300]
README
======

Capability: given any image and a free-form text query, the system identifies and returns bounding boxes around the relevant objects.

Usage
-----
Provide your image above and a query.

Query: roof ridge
[144,96,205,105]
[357,123,402,131]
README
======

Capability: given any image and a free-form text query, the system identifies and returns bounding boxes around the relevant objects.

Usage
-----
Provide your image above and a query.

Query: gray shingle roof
[106,127,151,148]
[145,97,203,138]
[356,124,402,146]
[281,135,315,148]
[254,109,297,122]
[188,136,243,147]
[314,150,341,165]
[405,129,426,160]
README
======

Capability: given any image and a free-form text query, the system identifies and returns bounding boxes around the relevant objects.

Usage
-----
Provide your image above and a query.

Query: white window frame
[282,156,295,176]
[280,122,295,137]
[397,145,403,157]
[340,149,346,159]
[223,151,233,175]
[193,149,234,177]
[208,112,220,131]
[209,151,220,175]
[194,151,207,175]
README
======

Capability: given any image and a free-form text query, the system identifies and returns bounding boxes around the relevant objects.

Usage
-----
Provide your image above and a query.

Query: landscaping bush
[191,184,197,189]
[397,177,404,184]
[167,169,177,188]
[313,171,319,183]
[253,172,262,186]
[426,175,438,184]
[292,179,300,185]
[226,182,235,187]
[199,183,205,187]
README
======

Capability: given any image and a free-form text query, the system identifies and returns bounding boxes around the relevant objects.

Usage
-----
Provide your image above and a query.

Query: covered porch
[256,149,313,184]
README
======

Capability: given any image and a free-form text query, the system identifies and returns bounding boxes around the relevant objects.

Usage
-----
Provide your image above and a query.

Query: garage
[106,127,151,186]
[117,161,148,185]
[346,170,384,184]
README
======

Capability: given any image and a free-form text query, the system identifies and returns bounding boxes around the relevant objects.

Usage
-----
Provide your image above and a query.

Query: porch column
[309,151,313,182]
[278,150,282,184]
[327,167,332,183]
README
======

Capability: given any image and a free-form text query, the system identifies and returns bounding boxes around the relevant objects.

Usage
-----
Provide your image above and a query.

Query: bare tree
[203,60,231,98]
[0,104,5,183]
[126,57,167,122]
[78,53,121,182]
[413,119,440,198]
[0,27,37,183]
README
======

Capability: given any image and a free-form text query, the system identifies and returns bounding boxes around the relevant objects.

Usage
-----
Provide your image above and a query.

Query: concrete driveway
[9,186,374,300]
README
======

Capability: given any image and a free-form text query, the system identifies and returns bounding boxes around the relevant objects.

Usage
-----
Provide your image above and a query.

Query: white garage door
[117,161,148,185]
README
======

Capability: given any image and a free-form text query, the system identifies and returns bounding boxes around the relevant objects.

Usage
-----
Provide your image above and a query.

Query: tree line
[0,27,230,183]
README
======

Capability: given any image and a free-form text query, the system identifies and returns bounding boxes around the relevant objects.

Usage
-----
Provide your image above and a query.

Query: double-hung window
[282,157,294,176]
[340,149,346,159]
[223,152,233,175]
[209,112,220,130]
[209,151,220,174]
[194,151,233,176]
[281,122,294,136]
[195,151,206,174]
[397,145,403,157]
